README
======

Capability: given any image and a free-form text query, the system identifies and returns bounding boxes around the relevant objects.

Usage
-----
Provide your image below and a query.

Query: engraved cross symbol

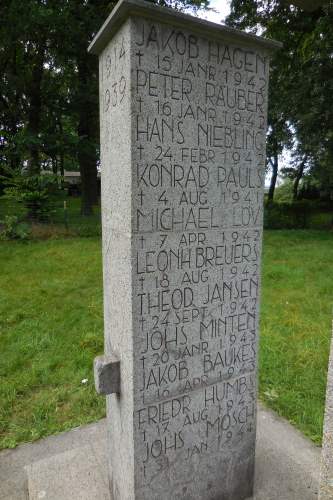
[139,275,145,290]
[139,317,146,331]
[136,50,144,65]
[137,97,144,113]
[138,190,145,206]
[139,235,145,248]
[137,143,144,159]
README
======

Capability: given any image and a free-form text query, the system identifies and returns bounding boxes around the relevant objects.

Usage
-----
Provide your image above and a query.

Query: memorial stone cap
[88,0,283,56]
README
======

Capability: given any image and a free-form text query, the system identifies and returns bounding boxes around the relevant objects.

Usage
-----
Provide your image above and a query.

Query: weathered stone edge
[319,320,333,500]
[88,0,282,55]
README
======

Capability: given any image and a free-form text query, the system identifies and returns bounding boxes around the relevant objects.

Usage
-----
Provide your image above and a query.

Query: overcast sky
[199,0,231,24]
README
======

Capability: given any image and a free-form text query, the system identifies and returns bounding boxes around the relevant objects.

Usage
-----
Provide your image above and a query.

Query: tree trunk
[59,151,65,189]
[77,56,98,216]
[57,119,65,188]
[52,156,58,174]
[293,159,306,201]
[2,46,21,172]
[26,40,45,175]
[268,153,278,201]
[78,140,98,215]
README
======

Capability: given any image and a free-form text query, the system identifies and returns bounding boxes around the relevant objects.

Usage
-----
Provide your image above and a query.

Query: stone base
[26,445,111,500]
[0,405,317,500]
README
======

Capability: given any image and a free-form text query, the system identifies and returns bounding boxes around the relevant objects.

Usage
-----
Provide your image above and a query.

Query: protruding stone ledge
[88,0,282,55]
[94,355,120,395]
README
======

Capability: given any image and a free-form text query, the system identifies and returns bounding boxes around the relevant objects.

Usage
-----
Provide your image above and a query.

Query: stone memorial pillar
[89,1,280,498]
[319,322,333,500]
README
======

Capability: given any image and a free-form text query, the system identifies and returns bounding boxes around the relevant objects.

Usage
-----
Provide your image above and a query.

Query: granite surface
[96,2,275,498]
[319,323,333,500]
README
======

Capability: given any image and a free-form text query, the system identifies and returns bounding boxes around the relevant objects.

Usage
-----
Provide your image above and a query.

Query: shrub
[1,169,59,222]
[264,200,316,229]
[0,215,30,241]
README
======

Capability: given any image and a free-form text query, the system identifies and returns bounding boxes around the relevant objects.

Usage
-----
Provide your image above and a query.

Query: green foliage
[264,201,311,229]
[264,200,332,230]
[0,216,30,241]
[227,1,333,200]
[1,169,59,222]
[274,179,294,203]
[0,195,102,238]
[0,0,209,213]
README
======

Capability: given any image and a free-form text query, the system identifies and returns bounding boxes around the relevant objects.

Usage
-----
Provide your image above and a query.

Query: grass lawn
[0,238,105,449]
[0,230,332,449]
[260,230,333,444]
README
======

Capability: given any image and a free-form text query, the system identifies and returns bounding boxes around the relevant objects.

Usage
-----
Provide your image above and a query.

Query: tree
[0,1,57,176]
[266,120,292,202]
[226,1,333,202]
[39,0,112,215]
[59,0,209,215]
[1,0,209,215]
[1,1,29,175]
